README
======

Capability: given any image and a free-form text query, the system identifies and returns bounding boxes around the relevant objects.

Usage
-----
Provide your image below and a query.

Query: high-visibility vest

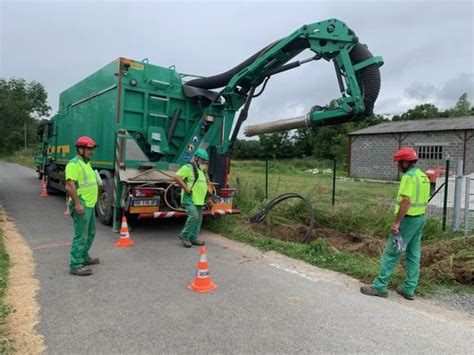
[394,167,430,216]
[65,156,98,207]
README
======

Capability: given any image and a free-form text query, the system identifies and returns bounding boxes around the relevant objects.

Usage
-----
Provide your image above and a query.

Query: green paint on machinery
[36,18,383,231]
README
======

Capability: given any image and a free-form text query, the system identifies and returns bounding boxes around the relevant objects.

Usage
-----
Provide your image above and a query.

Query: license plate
[131,199,159,207]
[215,196,232,204]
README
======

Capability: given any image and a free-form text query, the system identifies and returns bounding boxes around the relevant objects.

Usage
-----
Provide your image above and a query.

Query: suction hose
[249,193,315,244]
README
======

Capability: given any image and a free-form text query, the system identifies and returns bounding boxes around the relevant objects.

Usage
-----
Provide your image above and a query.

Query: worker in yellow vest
[361,147,430,300]
[65,136,101,276]
[174,148,209,248]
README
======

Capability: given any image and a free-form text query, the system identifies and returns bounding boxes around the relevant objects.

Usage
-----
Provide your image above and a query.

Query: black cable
[428,182,445,203]
[252,77,270,98]
[249,193,315,244]
[229,86,256,148]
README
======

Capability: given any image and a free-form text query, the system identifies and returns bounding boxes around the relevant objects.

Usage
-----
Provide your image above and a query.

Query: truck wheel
[96,171,113,226]
[45,174,56,194]
[44,164,60,194]
[44,166,59,194]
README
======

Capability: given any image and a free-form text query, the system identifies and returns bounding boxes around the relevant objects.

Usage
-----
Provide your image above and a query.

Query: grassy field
[205,159,473,295]
[0,147,38,170]
[230,159,400,236]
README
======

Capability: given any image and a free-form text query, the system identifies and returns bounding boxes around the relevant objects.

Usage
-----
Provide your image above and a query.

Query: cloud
[1,0,472,128]
[437,73,474,104]
[377,72,474,116]
[400,73,474,109]
[404,82,438,101]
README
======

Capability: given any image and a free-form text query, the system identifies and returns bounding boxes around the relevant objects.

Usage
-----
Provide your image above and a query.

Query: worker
[65,136,100,276]
[174,148,209,248]
[361,147,430,300]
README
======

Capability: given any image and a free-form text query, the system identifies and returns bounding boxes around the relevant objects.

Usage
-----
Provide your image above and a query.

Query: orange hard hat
[75,136,97,148]
[393,147,418,162]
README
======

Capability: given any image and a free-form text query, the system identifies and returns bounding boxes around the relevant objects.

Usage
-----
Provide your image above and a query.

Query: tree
[392,103,444,121]
[258,132,298,159]
[0,78,51,154]
[294,128,317,157]
[358,113,389,128]
[230,139,262,159]
[446,92,471,117]
[310,125,348,160]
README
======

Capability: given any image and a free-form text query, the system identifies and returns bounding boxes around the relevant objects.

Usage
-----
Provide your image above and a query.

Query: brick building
[348,116,474,180]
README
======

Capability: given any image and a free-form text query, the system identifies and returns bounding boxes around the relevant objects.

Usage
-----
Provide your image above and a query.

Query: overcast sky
[1,0,473,130]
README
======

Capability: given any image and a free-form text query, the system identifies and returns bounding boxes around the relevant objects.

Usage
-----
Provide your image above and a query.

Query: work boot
[84,258,100,266]
[70,266,93,276]
[191,238,205,246]
[179,237,192,248]
[397,286,415,300]
[360,285,388,298]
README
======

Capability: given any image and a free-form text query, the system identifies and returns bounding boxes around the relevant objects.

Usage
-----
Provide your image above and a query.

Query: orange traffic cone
[114,215,135,247]
[188,246,218,293]
[40,176,49,197]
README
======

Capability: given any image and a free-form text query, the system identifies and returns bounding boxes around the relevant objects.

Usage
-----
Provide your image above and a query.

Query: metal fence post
[265,156,269,200]
[453,159,463,231]
[442,159,450,231]
[332,159,336,206]
[464,177,470,239]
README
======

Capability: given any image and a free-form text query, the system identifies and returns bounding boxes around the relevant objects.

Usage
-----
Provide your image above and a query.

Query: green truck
[36,19,383,231]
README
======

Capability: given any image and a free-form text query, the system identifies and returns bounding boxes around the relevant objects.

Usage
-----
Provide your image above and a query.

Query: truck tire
[96,170,114,226]
[46,174,57,194]
[45,165,59,194]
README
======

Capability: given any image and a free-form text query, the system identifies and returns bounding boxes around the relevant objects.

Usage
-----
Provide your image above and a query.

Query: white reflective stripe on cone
[197,269,209,278]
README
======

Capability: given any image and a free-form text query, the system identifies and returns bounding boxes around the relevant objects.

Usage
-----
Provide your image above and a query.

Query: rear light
[219,188,236,198]
[132,188,156,197]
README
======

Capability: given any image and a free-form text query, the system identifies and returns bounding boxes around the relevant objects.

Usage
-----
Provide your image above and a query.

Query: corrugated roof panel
[350,116,474,135]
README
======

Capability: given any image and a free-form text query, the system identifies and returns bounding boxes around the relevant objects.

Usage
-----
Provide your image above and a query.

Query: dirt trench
[251,223,473,285]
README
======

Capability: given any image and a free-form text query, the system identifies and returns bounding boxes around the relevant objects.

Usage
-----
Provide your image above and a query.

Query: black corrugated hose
[249,193,315,244]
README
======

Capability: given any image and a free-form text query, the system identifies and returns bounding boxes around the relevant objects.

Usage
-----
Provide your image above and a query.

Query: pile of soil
[251,223,385,257]
[422,238,474,285]
[250,222,474,285]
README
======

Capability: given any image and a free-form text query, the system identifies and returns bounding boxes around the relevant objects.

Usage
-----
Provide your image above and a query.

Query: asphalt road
[0,162,473,354]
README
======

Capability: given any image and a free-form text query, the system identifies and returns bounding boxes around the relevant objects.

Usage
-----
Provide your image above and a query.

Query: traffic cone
[114,215,135,247]
[188,246,218,293]
[40,176,49,197]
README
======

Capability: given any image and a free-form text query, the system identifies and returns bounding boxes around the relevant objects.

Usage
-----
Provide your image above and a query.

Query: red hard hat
[75,136,97,148]
[393,147,418,162]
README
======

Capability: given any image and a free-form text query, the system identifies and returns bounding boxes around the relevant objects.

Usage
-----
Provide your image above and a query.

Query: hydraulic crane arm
[186,18,383,144]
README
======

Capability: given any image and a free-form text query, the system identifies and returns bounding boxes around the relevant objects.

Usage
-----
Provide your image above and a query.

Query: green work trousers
[372,215,425,295]
[180,203,203,241]
[69,200,96,270]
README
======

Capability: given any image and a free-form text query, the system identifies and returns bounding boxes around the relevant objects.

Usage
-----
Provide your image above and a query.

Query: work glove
[392,233,406,253]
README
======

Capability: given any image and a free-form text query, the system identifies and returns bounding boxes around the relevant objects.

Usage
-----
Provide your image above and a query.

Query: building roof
[349,116,474,135]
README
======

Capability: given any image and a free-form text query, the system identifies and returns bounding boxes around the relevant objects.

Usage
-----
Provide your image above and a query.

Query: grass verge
[204,216,441,295]
[0,147,38,170]
[0,208,13,353]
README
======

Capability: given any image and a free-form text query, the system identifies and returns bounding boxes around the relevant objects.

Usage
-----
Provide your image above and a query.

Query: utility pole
[24,121,27,149]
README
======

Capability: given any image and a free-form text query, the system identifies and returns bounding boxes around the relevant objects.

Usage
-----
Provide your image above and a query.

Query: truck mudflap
[138,209,241,219]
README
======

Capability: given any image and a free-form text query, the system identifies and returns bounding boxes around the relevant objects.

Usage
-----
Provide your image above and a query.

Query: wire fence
[332,160,474,235]
[249,157,473,235]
